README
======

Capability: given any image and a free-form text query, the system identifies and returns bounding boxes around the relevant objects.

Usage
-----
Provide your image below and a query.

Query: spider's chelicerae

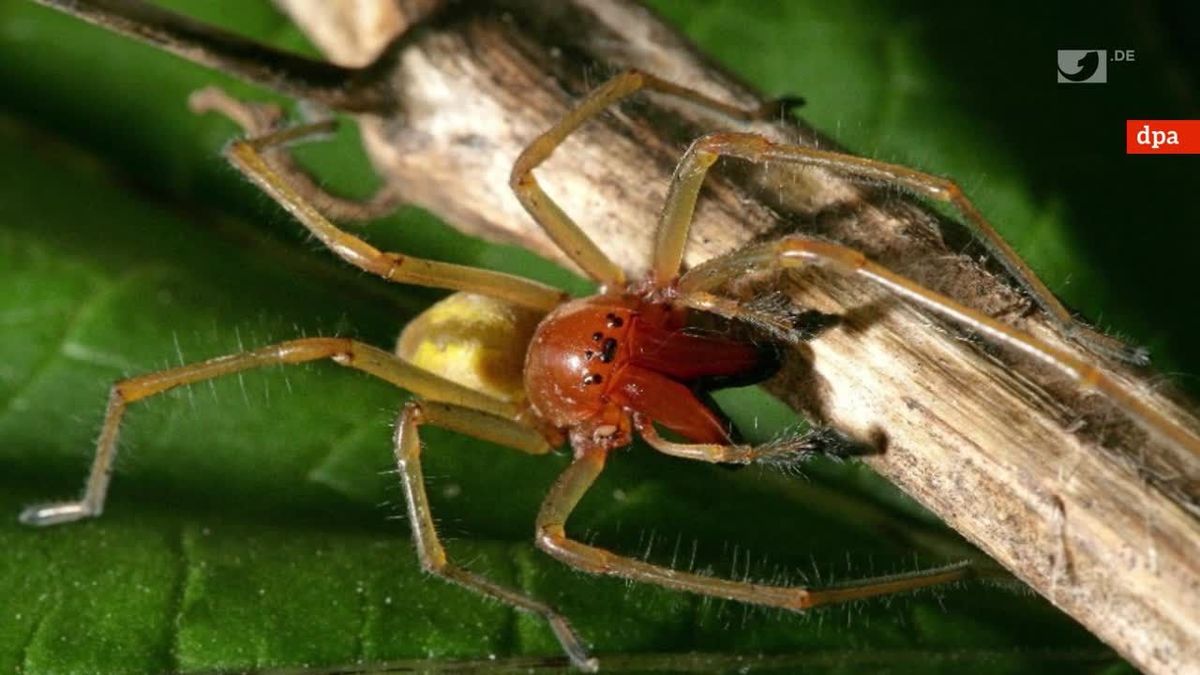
[21,70,1200,670]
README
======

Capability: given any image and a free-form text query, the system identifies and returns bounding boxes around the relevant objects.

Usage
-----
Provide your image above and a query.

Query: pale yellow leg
[653,131,1145,363]
[19,338,516,527]
[511,69,796,288]
[392,400,595,671]
[227,126,567,312]
[678,234,1200,457]
[34,0,394,113]
[635,414,849,464]
[676,290,839,345]
[536,449,973,611]
[190,86,404,221]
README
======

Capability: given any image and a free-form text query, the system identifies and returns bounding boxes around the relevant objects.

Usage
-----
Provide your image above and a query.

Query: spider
[19,68,1200,671]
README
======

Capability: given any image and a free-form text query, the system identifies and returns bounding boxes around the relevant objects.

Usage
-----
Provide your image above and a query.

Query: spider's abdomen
[398,292,545,403]
[525,296,778,446]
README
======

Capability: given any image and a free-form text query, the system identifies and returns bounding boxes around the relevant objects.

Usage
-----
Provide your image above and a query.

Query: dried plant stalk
[282,4,1200,672]
[37,1,1200,672]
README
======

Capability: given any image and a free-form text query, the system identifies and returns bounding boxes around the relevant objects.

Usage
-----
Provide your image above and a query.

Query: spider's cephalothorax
[524,294,779,452]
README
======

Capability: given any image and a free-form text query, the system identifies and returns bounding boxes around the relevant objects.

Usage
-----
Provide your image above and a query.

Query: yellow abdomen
[396,292,545,403]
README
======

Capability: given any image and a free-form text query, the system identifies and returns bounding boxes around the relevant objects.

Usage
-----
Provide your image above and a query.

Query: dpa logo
[1126,121,1199,155]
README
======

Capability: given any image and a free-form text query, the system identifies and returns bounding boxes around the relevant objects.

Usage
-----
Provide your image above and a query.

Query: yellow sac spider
[21,69,1200,671]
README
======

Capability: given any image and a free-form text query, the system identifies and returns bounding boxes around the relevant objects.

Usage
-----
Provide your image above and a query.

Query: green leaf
[2,0,1192,672]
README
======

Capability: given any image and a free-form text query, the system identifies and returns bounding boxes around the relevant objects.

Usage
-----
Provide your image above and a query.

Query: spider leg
[225,129,567,312]
[635,416,859,465]
[536,449,973,611]
[19,338,517,527]
[647,130,1199,455]
[674,290,841,345]
[190,86,403,222]
[32,0,395,113]
[511,69,794,287]
[392,401,595,672]
[653,132,1146,364]
[678,236,1200,457]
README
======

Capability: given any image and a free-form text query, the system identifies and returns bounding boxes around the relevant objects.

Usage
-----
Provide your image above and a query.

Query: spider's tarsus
[18,501,93,527]
[754,426,870,470]
[743,293,841,344]
[1067,324,1152,367]
[1116,343,1152,367]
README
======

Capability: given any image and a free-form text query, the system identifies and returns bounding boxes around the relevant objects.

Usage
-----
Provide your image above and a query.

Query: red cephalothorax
[524,294,778,450]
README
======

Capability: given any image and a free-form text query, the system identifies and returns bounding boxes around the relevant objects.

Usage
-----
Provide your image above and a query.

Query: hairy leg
[510,69,799,287]
[19,338,516,526]
[634,415,859,465]
[677,234,1200,457]
[536,449,973,612]
[225,124,567,312]
[392,400,594,671]
[33,0,395,112]
[190,86,404,221]
[653,131,1145,363]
